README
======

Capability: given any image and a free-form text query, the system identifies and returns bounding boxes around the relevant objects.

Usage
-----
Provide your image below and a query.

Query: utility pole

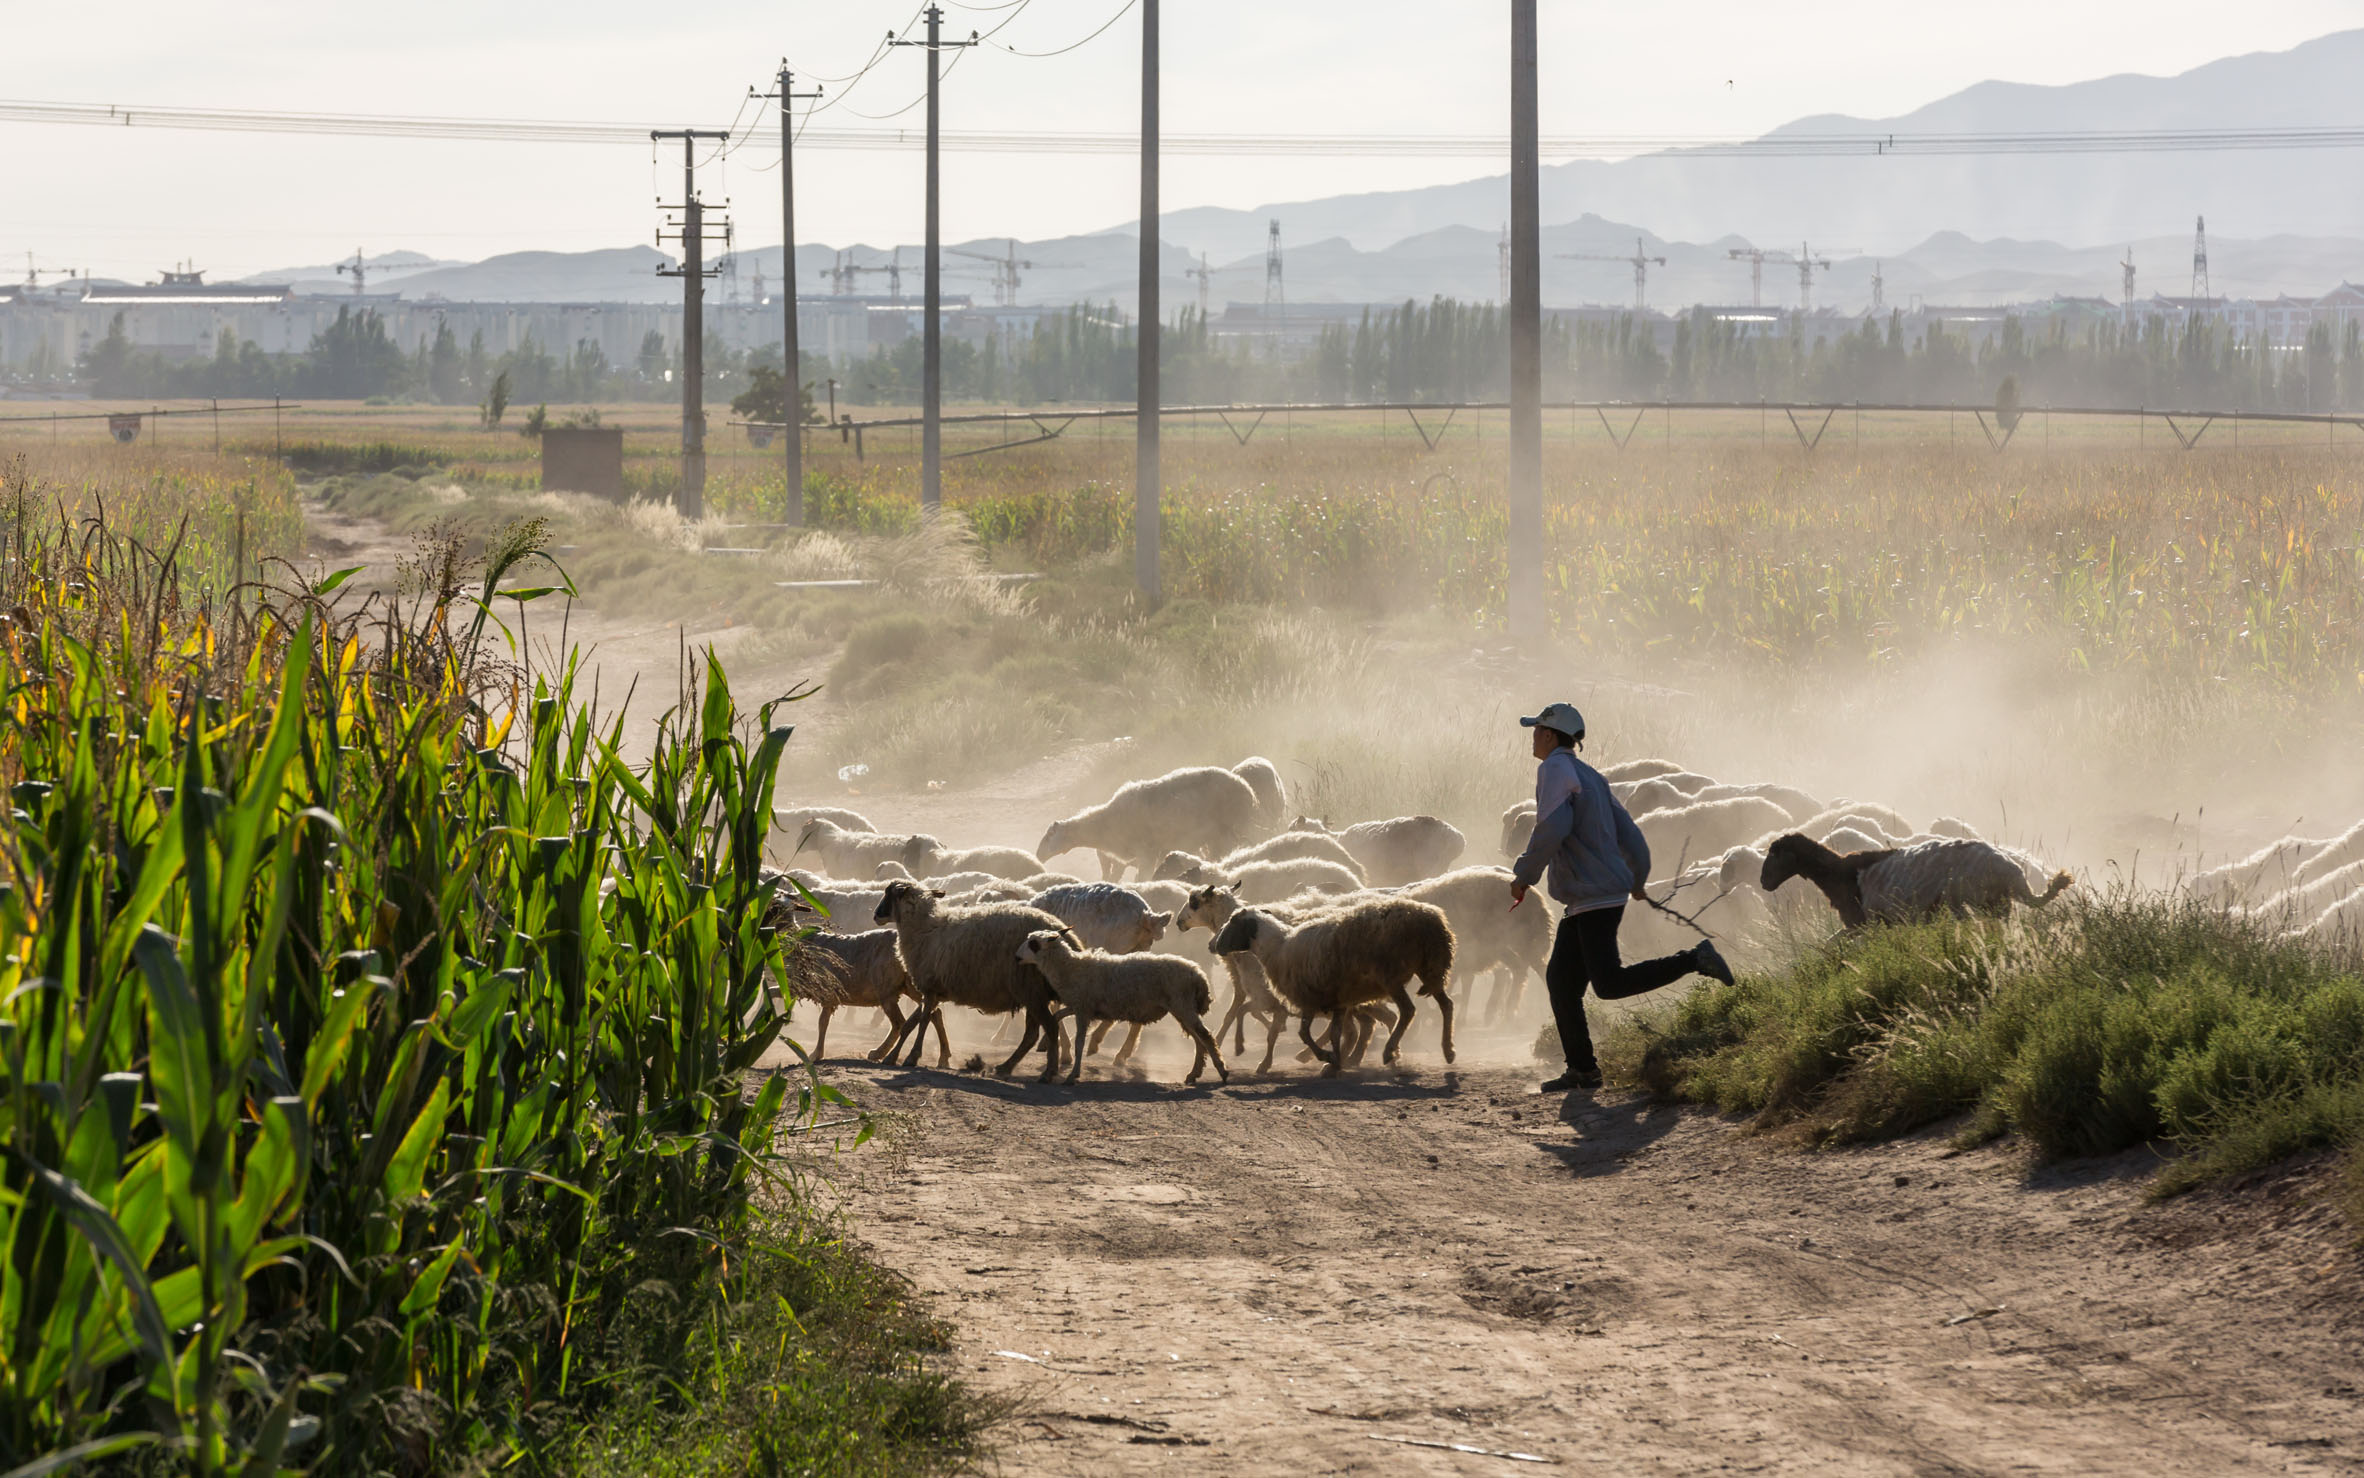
[1136,0,1160,603]
[1263,220,1285,356]
[2191,216,2210,306]
[1507,0,1543,640]
[893,7,978,515]
[758,64,822,525]
[654,128,731,516]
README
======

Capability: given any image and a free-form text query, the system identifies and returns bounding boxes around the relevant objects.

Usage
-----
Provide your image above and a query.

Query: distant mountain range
[216,30,2364,315]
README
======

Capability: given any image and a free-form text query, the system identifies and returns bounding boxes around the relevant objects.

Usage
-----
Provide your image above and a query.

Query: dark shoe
[1693,939,1736,986]
[1539,1069,1602,1094]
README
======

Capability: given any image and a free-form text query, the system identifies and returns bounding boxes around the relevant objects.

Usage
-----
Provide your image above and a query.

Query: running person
[1508,702,1734,1094]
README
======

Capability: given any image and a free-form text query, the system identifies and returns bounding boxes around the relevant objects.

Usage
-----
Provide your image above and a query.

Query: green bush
[1632,896,2364,1195]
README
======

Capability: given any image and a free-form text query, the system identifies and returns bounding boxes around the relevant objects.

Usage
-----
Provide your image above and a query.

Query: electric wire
[17,100,2364,159]
[987,0,1134,58]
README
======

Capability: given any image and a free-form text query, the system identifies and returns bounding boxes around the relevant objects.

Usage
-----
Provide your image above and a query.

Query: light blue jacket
[1510,748,1652,914]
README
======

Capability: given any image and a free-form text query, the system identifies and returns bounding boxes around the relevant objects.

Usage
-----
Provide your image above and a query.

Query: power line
[19,98,2364,158]
[987,0,1135,57]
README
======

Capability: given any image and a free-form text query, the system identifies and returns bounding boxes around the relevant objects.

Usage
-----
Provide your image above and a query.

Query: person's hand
[1509,880,1528,910]
[1631,883,1650,903]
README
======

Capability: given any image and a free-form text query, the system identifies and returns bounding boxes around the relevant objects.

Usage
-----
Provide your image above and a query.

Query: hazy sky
[10,1,2362,279]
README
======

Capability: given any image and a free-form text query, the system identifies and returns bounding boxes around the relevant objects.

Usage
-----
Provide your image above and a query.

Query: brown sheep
[1761,833,2071,929]
[871,880,1068,1081]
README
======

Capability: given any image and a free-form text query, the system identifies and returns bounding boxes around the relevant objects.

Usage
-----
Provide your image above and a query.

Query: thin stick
[1366,1433,1557,1464]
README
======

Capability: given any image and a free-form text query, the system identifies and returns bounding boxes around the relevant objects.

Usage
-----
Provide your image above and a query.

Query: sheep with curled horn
[1760,833,2070,929]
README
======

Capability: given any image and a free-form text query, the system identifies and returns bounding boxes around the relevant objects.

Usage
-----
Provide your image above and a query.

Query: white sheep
[1209,896,1456,1076]
[2288,820,2364,891]
[1215,830,1365,878]
[771,867,886,934]
[915,843,1044,881]
[793,927,948,1066]
[1288,815,1466,885]
[2255,857,2364,926]
[1017,930,1228,1085]
[1927,816,1983,841]
[1617,773,1719,816]
[1156,853,1363,903]
[874,861,999,894]
[1599,757,1690,783]
[1821,800,1916,843]
[1232,756,1288,832]
[775,805,877,836]
[2292,880,2364,943]
[1039,766,1263,881]
[1031,882,1176,1063]
[1638,795,1795,880]
[1019,871,1086,891]
[1693,781,1821,823]
[871,880,1069,1081]
[1500,799,1538,859]
[1175,885,1393,1072]
[1761,834,2071,928]
[1393,866,1553,1023]
[794,818,939,879]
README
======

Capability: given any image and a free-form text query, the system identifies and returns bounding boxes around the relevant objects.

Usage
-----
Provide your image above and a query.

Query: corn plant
[0,503,827,1472]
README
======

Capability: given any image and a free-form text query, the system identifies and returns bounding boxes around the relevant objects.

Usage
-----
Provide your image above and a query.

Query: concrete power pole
[894,7,978,515]
[1136,0,1161,604]
[760,65,822,525]
[1506,0,1544,640]
[654,128,731,517]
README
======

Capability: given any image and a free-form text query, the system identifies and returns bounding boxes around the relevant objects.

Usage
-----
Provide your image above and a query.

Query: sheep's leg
[866,1000,908,1061]
[811,1004,836,1062]
[1258,1004,1287,1073]
[1087,1018,1117,1057]
[1380,984,1417,1065]
[1032,1003,1065,1084]
[1096,850,1125,882]
[893,997,936,1068]
[1300,1012,1343,1078]
[1426,972,1457,1065]
[1111,1023,1145,1067]
[929,1007,952,1068]
[996,1009,1042,1079]
[1064,1012,1089,1084]
[1177,1010,1228,1085]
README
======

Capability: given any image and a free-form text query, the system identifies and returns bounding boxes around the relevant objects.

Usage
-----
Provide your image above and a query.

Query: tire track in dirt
[816,1037,2363,1475]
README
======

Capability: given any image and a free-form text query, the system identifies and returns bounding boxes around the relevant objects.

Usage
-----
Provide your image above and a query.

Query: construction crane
[1557,236,1667,312]
[1726,241,1850,312]
[335,247,369,297]
[820,247,903,299]
[944,238,1077,308]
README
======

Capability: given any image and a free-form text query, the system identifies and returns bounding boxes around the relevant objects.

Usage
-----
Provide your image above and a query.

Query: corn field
[0,501,829,1470]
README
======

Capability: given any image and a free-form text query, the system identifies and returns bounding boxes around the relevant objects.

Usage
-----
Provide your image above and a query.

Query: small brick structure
[540,426,625,500]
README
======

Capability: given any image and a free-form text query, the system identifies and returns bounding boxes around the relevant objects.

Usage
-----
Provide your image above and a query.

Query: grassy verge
[554,1214,992,1477]
[1605,895,2364,1205]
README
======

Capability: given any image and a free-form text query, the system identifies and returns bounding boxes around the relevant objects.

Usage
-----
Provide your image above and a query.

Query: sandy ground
[806,1023,2364,1476]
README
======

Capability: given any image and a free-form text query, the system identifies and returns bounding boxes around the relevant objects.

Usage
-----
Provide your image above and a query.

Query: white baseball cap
[1519,702,1586,741]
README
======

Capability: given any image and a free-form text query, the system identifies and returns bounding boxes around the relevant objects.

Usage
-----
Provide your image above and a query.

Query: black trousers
[1547,905,1697,1074]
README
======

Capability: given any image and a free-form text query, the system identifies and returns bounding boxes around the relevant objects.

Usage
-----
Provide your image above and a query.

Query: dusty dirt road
[816,1025,2364,1477]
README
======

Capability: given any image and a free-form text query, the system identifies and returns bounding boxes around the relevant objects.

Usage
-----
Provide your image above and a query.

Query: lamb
[1599,757,1690,783]
[1014,930,1225,1084]
[1289,815,1467,885]
[1210,896,1456,1076]
[871,880,1069,1081]
[1038,766,1262,881]
[775,805,877,837]
[794,818,939,879]
[1760,833,2071,928]
[1393,866,1552,1022]
[1637,796,1795,880]
[793,927,948,1067]
[1154,852,1364,902]
[1213,830,1365,877]
[915,843,1044,881]
[1232,756,1288,832]
[1501,799,1538,859]
[1176,885,1394,1071]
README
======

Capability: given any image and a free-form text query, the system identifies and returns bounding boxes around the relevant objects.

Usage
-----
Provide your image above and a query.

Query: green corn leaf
[226,1097,307,1253]
[443,977,512,1047]
[309,566,364,595]
[397,1238,464,1318]
[14,1154,177,1403]
[0,1433,162,1478]
[298,982,372,1111]
[381,1078,450,1210]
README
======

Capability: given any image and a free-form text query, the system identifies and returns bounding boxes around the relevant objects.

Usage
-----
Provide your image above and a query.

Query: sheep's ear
[1223,883,1240,896]
[929,888,946,899]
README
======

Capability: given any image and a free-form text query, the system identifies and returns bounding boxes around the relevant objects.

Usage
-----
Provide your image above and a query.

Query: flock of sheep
[763,753,2103,1086]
